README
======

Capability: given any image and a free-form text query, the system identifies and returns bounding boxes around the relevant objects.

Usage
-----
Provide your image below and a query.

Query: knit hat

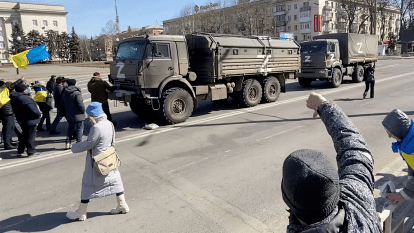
[93,72,100,77]
[56,76,65,84]
[86,102,104,117]
[281,149,340,224]
[65,79,76,86]
[382,109,411,140]
[15,84,27,92]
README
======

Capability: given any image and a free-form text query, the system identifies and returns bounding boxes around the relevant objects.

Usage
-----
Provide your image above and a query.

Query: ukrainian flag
[9,44,50,69]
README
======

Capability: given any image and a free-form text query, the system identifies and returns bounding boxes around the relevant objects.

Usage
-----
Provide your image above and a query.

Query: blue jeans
[66,121,84,143]
[49,108,63,132]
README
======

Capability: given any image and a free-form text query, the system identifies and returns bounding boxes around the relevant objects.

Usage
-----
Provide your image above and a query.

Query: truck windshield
[116,41,146,60]
[300,43,327,54]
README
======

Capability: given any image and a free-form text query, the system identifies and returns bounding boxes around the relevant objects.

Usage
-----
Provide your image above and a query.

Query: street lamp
[16,36,21,75]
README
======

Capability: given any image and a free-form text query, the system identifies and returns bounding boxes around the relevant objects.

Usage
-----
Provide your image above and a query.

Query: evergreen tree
[58,32,70,63]
[45,30,59,60]
[69,26,82,62]
[26,30,44,49]
[8,24,27,55]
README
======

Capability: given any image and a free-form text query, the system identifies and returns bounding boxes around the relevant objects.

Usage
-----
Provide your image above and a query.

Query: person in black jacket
[363,63,375,99]
[46,75,56,94]
[0,80,16,151]
[10,84,41,157]
[33,81,53,131]
[60,79,85,149]
[49,76,65,135]
[282,93,381,233]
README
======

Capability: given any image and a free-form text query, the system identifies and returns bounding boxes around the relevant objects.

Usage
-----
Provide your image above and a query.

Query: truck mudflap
[108,90,137,103]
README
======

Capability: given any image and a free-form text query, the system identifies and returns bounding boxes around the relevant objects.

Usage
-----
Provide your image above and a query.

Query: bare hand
[306,92,327,118]
[386,192,404,204]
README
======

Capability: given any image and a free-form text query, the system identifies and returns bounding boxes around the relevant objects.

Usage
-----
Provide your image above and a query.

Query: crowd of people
[0,72,116,159]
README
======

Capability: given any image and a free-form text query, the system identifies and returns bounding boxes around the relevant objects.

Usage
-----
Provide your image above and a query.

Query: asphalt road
[1,59,414,232]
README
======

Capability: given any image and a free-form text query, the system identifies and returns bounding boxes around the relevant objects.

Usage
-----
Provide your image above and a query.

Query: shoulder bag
[91,123,122,175]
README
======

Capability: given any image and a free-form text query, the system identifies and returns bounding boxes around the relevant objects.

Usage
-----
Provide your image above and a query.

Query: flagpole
[16,36,21,75]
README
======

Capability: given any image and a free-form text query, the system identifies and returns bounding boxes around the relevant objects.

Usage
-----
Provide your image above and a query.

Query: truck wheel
[262,76,280,103]
[130,102,155,121]
[331,68,342,88]
[238,79,262,107]
[158,88,194,124]
[352,65,364,83]
[298,78,312,87]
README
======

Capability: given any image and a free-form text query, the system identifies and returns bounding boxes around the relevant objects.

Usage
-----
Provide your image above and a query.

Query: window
[33,20,37,26]
[294,4,297,9]
[0,42,4,48]
[300,12,309,18]
[43,20,48,27]
[0,21,2,27]
[147,43,170,58]
[276,15,286,22]
[12,20,18,26]
[288,15,291,21]
[300,22,311,29]
[53,21,58,27]
[2,52,6,59]
[288,26,291,31]
[331,2,334,7]
[0,31,2,37]
[288,5,291,10]
[294,25,298,30]
[294,15,297,21]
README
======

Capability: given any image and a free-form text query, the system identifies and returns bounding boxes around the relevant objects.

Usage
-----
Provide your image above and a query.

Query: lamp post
[16,36,21,75]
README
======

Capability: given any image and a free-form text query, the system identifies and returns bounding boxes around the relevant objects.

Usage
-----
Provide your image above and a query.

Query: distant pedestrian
[60,79,85,149]
[0,80,17,152]
[363,63,375,99]
[10,84,41,157]
[49,76,65,135]
[282,92,381,232]
[46,75,56,94]
[87,72,116,124]
[33,81,53,131]
[382,109,414,205]
[66,102,128,221]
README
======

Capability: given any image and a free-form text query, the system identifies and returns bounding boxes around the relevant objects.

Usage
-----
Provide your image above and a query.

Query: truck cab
[298,39,341,87]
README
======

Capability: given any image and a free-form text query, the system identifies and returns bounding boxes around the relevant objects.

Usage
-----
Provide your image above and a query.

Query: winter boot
[66,202,88,221]
[110,194,129,214]
[363,92,367,99]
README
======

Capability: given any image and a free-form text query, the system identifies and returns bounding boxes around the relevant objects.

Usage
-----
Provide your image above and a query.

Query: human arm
[75,91,85,113]
[71,125,99,153]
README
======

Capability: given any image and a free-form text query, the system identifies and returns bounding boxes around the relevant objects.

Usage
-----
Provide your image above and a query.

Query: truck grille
[114,79,132,86]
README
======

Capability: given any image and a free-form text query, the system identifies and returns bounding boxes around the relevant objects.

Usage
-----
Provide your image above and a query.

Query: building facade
[0,1,68,63]
[163,0,399,42]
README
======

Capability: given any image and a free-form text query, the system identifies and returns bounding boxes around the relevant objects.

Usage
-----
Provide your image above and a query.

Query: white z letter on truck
[357,43,363,54]
[305,56,311,62]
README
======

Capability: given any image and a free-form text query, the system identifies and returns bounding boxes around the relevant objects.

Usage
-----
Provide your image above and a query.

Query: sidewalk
[378,55,414,60]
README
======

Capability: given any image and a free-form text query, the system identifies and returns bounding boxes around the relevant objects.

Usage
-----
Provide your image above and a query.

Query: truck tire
[352,65,364,83]
[130,102,155,121]
[261,76,280,103]
[238,79,262,107]
[298,78,312,87]
[331,68,342,88]
[158,87,194,124]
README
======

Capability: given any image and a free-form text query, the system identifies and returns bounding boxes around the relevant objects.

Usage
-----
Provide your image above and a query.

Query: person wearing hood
[382,109,414,205]
[33,81,53,131]
[66,102,128,221]
[282,92,381,233]
[87,72,116,124]
[10,84,41,157]
[363,63,375,99]
[49,76,65,135]
[0,80,17,152]
[60,79,85,150]
[46,75,56,94]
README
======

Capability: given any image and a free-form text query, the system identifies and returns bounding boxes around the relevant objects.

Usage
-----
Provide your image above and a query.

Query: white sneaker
[65,143,71,150]
[0,157,2,160]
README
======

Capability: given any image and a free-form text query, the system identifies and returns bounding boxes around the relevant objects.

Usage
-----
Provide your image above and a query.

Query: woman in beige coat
[66,102,129,221]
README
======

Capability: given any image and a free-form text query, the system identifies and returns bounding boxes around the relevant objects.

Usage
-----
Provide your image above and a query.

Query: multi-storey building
[0,1,68,63]
[163,0,399,43]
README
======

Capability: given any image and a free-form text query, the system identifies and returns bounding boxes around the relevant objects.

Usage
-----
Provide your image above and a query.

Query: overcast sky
[4,0,225,37]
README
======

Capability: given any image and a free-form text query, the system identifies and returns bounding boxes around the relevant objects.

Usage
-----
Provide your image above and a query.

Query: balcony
[299,17,311,23]
[276,26,287,32]
[323,15,333,21]
[300,6,311,11]
[300,28,311,33]
[323,5,332,10]
[276,21,287,27]
[274,10,287,15]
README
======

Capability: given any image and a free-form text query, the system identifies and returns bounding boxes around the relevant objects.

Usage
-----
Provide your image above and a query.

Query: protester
[33,81,53,131]
[87,72,116,124]
[0,80,16,152]
[10,84,41,157]
[60,79,85,149]
[363,63,375,99]
[66,102,128,221]
[382,109,414,205]
[49,76,65,135]
[282,92,381,232]
[46,75,56,94]
[5,81,23,138]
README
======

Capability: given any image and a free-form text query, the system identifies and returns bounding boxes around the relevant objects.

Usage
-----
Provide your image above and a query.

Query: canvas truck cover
[185,33,300,83]
[313,33,377,65]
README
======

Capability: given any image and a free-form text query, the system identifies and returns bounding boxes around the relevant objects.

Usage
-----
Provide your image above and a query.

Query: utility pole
[373,0,377,35]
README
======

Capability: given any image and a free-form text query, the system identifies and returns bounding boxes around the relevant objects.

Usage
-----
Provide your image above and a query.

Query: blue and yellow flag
[9,45,50,69]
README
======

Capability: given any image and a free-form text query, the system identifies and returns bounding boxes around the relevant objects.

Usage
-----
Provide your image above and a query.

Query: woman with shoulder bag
[66,102,129,221]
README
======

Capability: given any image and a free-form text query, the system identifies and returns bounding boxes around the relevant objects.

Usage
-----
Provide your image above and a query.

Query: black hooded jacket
[60,86,85,123]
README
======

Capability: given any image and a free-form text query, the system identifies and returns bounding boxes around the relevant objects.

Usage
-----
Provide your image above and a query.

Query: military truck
[297,33,377,88]
[108,33,300,124]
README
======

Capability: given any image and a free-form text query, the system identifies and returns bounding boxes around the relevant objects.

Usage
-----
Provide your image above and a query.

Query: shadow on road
[334,98,363,101]
[0,212,108,232]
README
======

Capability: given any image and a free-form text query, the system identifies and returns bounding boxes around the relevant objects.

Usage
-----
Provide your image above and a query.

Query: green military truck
[298,33,377,88]
[108,33,300,124]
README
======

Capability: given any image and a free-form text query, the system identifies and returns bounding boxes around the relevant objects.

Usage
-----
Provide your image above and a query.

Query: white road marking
[1,71,414,170]
[169,157,209,173]
[404,87,414,91]
[256,126,302,142]
[356,100,376,108]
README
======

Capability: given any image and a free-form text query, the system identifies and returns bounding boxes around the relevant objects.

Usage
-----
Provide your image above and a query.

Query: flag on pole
[9,45,49,69]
